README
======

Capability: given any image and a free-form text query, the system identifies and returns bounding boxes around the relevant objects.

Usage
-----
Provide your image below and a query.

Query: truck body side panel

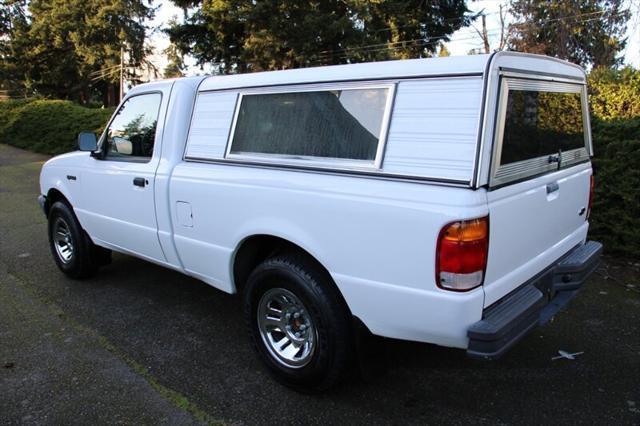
[169,162,487,347]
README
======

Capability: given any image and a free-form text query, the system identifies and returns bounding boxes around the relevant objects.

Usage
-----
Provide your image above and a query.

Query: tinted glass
[106,93,162,160]
[501,90,585,165]
[230,88,389,161]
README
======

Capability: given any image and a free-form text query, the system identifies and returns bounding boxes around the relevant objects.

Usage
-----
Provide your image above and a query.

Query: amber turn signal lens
[442,218,488,242]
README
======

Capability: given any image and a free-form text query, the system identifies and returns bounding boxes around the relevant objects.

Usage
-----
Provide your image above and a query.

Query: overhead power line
[310,8,629,63]
[312,30,503,62]
[90,68,122,82]
[509,8,625,27]
[369,9,503,35]
[310,31,503,64]
[89,64,122,77]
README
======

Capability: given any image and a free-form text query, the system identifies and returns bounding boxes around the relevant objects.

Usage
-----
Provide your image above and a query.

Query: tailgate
[483,76,593,307]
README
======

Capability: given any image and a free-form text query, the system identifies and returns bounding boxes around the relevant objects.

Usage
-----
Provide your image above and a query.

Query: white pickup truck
[39,52,601,390]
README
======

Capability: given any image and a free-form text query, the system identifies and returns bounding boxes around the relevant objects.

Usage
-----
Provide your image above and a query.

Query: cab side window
[105,93,162,160]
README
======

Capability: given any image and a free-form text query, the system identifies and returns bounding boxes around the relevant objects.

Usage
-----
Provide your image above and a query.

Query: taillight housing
[436,216,489,292]
[587,174,594,219]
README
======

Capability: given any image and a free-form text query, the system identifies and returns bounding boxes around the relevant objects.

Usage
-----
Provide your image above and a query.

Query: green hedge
[587,68,640,257]
[0,99,114,155]
[589,119,640,257]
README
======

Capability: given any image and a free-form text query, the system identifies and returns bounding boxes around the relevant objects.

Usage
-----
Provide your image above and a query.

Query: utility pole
[119,46,124,102]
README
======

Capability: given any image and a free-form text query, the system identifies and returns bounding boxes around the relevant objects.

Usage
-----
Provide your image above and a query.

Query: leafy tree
[167,0,474,73]
[508,0,630,68]
[2,0,154,105]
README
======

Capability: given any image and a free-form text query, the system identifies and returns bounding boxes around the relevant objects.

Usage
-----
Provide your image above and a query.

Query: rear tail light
[436,216,489,292]
[587,174,594,219]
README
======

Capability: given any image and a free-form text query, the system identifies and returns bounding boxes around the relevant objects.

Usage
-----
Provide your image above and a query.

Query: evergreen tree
[0,0,28,96]
[167,0,474,73]
[164,42,185,78]
[509,0,630,68]
[3,0,154,105]
[163,17,185,79]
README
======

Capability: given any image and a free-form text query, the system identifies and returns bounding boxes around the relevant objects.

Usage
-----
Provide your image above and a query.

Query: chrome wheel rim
[53,218,74,264]
[257,288,316,369]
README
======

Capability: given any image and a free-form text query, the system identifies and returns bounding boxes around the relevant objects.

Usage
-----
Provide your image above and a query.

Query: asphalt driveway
[1,143,638,425]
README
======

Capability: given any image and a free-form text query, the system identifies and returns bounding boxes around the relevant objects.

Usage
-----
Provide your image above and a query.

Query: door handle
[546,182,559,194]
[133,177,147,187]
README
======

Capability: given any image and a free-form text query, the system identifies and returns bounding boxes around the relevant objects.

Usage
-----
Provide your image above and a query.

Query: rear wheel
[47,201,108,279]
[243,253,353,391]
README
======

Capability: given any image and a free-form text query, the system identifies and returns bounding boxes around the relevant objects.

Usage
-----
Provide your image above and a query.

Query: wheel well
[233,235,298,293]
[45,188,71,216]
[232,235,343,301]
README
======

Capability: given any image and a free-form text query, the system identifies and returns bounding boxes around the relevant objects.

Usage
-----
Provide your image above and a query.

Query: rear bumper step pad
[467,240,603,360]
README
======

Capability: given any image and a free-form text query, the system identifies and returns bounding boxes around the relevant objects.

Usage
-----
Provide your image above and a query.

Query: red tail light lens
[436,216,489,292]
[587,174,594,219]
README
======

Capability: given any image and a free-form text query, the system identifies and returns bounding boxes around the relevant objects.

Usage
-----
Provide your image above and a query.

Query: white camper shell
[39,52,602,390]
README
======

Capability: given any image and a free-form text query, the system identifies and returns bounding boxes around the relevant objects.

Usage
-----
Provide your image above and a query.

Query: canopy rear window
[491,78,590,186]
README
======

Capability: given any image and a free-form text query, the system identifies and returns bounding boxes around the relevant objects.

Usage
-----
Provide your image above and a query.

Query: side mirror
[77,132,97,152]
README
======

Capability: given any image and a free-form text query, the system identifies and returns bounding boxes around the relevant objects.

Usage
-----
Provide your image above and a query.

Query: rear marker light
[436,216,489,292]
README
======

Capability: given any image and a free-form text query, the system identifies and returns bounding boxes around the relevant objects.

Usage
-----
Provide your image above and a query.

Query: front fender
[40,166,78,206]
[39,151,88,213]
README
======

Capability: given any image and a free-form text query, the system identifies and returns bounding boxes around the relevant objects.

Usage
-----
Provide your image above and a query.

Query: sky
[146,0,640,78]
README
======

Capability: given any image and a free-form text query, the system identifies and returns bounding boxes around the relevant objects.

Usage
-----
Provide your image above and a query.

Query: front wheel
[243,253,353,391]
[47,201,106,279]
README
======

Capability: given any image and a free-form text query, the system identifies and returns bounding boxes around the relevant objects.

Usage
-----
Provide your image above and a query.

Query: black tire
[243,253,354,391]
[47,201,104,279]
